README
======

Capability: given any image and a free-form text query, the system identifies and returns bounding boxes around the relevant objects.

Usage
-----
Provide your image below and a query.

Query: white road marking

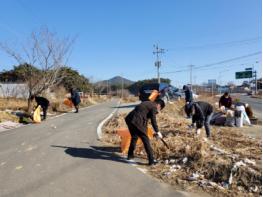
[15,166,23,170]
[95,101,153,176]
[25,145,37,152]
[137,167,148,174]
[96,101,121,139]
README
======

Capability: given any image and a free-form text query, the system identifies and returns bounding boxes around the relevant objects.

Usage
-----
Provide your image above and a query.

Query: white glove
[196,129,201,135]
[155,132,163,139]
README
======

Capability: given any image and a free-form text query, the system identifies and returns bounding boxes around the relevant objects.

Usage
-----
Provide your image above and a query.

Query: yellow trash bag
[33,105,41,123]
[117,127,154,154]
[63,98,73,108]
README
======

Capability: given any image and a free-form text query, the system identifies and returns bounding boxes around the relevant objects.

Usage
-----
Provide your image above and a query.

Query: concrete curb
[96,100,121,140]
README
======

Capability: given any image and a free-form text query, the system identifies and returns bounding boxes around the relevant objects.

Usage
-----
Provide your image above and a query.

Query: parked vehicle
[169,88,199,100]
[138,83,169,102]
[138,83,199,102]
[168,87,184,100]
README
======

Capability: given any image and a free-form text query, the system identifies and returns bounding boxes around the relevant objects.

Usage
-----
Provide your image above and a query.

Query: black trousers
[204,113,213,137]
[42,106,48,120]
[126,122,154,164]
[72,101,79,112]
[185,102,193,118]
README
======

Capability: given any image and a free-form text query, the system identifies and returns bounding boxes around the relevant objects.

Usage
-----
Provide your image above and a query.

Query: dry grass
[0,98,28,111]
[0,111,19,123]
[0,88,110,122]
[102,100,262,197]
[121,96,139,103]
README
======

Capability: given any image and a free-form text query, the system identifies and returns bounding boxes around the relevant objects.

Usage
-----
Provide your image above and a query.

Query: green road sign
[235,71,253,79]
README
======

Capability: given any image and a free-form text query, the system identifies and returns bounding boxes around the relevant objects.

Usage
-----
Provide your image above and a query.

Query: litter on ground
[102,99,262,197]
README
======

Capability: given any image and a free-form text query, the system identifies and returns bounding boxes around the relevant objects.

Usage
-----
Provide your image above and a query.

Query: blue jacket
[71,90,81,105]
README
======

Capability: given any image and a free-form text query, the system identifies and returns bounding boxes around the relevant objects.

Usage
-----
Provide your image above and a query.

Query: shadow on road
[51,145,145,165]
[90,145,121,152]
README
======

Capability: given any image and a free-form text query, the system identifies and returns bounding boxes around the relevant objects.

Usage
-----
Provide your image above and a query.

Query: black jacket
[35,96,49,108]
[192,101,213,124]
[185,89,193,103]
[219,96,232,108]
[125,101,159,133]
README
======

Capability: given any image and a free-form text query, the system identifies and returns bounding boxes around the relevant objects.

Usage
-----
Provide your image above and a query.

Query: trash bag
[117,127,154,154]
[243,111,251,125]
[210,112,226,126]
[235,105,251,127]
[235,107,243,127]
[33,105,41,123]
[245,106,253,118]
[63,98,73,108]
[148,90,159,101]
[225,110,235,127]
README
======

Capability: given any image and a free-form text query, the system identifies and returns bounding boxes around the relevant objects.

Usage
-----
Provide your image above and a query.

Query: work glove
[196,129,201,135]
[154,132,163,139]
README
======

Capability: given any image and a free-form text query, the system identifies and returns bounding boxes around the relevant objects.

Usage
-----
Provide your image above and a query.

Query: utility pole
[193,76,196,93]
[212,82,214,97]
[254,70,257,95]
[189,65,194,90]
[251,62,258,95]
[153,44,165,83]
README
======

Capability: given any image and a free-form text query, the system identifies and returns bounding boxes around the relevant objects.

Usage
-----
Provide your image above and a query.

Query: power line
[195,51,261,69]
[167,37,261,51]
[196,59,261,72]
[161,51,261,74]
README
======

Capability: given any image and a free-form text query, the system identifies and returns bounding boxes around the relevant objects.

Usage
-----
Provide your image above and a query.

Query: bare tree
[0,28,74,111]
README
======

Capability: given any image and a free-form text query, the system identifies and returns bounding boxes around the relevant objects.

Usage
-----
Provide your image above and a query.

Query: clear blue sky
[0,0,261,86]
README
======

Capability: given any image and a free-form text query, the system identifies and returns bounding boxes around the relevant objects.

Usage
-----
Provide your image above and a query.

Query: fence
[0,83,29,98]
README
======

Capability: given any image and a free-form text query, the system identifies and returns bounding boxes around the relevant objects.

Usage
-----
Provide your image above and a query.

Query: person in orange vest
[125,99,165,165]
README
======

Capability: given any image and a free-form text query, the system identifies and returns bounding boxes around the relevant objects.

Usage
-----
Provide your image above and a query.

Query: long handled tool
[154,132,170,149]
[160,138,169,149]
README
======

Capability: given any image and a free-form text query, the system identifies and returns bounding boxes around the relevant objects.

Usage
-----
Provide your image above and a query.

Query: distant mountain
[98,76,134,86]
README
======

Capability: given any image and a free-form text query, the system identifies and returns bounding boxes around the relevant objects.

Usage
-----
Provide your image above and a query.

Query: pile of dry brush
[102,100,262,197]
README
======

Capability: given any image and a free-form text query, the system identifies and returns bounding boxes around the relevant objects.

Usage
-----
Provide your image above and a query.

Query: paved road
[0,100,192,197]
[239,95,262,121]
